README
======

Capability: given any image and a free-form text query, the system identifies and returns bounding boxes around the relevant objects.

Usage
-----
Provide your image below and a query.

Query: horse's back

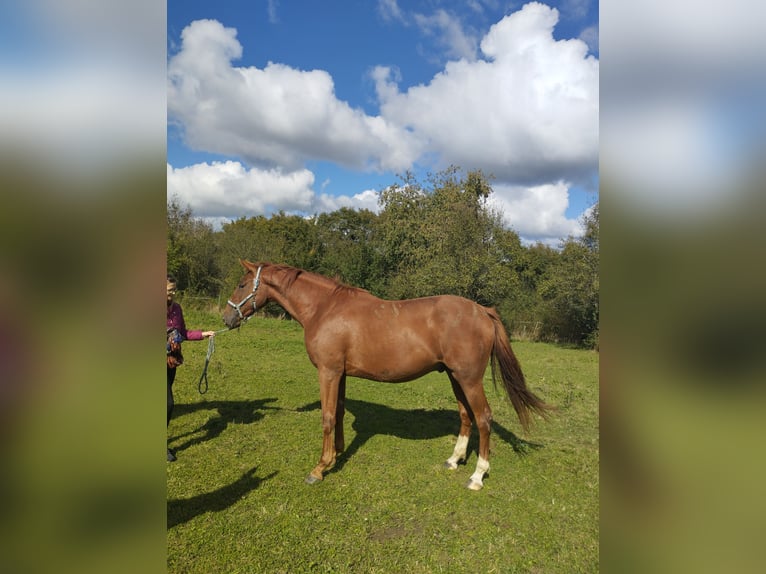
[334,292,487,332]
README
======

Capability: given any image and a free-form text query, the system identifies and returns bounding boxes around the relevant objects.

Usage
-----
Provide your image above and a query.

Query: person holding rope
[166,275,216,462]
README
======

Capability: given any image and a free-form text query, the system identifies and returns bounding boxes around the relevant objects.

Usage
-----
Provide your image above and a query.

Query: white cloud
[167,161,315,218]
[378,0,405,23]
[167,161,381,226]
[315,189,381,214]
[413,9,479,61]
[167,4,599,241]
[490,181,583,244]
[168,19,423,173]
[579,24,598,54]
[267,0,280,24]
[375,2,598,185]
[169,6,598,187]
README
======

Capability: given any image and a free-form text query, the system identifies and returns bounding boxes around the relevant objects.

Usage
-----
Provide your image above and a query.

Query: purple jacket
[167,301,203,341]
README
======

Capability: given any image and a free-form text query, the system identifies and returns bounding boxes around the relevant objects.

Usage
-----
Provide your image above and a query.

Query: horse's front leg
[305,367,343,485]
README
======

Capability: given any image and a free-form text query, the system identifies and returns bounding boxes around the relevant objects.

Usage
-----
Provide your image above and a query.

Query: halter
[226,265,263,321]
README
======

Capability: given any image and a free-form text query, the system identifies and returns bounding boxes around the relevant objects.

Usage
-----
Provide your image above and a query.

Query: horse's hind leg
[449,373,492,490]
[463,383,492,491]
[445,375,473,470]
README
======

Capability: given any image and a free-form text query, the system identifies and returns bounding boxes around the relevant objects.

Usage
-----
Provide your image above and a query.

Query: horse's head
[222,260,267,329]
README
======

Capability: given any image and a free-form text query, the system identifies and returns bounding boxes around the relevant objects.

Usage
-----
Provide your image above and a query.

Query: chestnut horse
[222,260,551,490]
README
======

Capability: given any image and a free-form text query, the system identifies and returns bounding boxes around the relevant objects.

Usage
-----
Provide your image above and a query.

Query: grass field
[168,309,599,573]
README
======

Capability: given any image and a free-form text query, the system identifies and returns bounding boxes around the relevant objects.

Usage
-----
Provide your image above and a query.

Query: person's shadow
[167,466,277,529]
[168,397,280,455]
[297,398,543,475]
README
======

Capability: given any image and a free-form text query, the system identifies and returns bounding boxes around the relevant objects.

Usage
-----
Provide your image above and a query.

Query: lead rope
[198,327,231,394]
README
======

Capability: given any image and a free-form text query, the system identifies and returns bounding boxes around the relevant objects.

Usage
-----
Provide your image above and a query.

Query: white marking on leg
[467,456,490,490]
[445,434,469,469]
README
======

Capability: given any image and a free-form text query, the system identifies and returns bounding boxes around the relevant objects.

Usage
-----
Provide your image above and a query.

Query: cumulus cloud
[168,19,423,173]
[167,161,381,226]
[168,3,598,242]
[169,6,597,187]
[314,189,381,214]
[375,2,598,185]
[490,181,584,244]
[167,161,315,218]
[168,156,582,243]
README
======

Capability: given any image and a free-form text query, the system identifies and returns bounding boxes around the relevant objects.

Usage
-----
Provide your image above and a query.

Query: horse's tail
[487,308,553,433]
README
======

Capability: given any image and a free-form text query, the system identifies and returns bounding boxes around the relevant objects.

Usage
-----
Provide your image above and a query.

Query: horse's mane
[331,282,369,297]
[268,264,303,290]
[324,271,370,296]
[265,263,368,296]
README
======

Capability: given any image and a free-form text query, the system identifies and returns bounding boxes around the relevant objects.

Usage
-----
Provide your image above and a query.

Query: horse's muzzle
[222,310,241,330]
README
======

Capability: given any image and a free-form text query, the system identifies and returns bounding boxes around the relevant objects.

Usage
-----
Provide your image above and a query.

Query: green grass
[168,309,599,573]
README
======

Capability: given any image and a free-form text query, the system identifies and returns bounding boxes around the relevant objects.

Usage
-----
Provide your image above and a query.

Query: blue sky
[168,0,599,244]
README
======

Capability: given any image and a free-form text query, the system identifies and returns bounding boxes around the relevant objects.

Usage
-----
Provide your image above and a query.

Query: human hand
[202,331,216,338]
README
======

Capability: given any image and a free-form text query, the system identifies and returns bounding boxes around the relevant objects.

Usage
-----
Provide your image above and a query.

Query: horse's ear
[240,259,254,270]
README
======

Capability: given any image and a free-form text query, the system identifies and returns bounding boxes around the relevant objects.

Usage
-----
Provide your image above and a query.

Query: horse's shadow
[169,398,280,454]
[297,398,543,475]
[167,466,278,529]
[167,399,280,530]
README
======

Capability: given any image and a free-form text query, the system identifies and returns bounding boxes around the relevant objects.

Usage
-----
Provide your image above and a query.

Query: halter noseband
[227,266,263,321]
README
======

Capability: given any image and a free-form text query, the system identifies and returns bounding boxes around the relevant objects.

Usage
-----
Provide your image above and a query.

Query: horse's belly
[345,364,437,383]
[344,345,440,383]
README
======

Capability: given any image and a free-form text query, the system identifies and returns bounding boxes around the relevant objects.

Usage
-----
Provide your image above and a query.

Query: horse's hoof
[465,479,483,491]
[444,461,458,470]
[305,474,322,485]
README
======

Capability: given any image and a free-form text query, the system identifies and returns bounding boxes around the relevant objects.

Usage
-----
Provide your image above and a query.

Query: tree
[264,212,321,271]
[538,203,599,347]
[377,167,523,309]
[315,208,382,292]
[216,215,271,291]
[376,171,429,294]
[167,196,219,296]
[217,212,321,291]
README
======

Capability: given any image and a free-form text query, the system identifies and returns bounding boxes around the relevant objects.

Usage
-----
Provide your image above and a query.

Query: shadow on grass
[167,466,278,529]
[168,398,280,455]
[491,420,544,455]
[297,398,543,475]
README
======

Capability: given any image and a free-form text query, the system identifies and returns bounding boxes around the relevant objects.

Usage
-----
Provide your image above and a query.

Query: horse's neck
[266,273,329,327]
